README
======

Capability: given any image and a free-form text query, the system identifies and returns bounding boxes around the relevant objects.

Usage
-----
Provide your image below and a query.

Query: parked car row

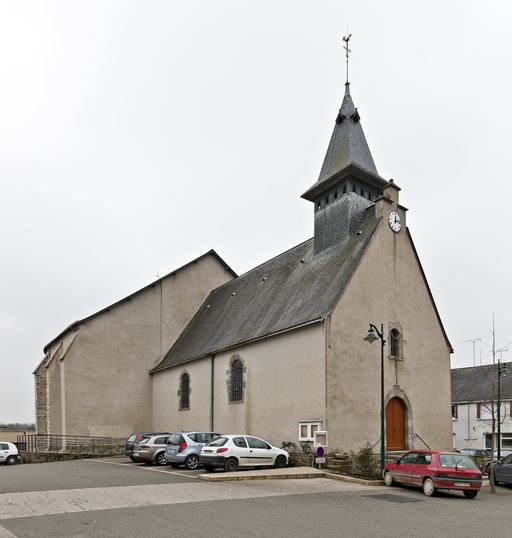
[124,431,288,472]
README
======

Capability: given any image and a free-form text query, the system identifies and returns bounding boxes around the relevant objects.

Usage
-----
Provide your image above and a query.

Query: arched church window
[390,329,401,358]
[342,185,347,194]
[179,372,190,410]
[229,358,244,403]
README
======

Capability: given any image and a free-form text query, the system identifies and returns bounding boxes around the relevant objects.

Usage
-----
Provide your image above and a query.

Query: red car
[383,450,482,498]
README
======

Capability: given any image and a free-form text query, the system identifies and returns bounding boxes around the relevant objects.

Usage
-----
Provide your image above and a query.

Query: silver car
[165,432,220,470]
[132,434,170,465]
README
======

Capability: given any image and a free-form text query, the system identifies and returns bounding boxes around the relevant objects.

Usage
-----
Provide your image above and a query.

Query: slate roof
[302,83,382,202]
[451,363,512,402]
[151,207,380,371]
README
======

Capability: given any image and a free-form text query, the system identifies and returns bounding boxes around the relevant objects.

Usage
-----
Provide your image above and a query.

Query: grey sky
[1,1,510,422]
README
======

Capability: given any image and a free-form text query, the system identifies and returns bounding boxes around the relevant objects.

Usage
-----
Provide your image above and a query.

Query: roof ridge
[43,249,235,354]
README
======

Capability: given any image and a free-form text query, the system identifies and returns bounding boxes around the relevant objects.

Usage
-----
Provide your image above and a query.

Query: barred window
[179,372,190,410]
[229,359,244,403]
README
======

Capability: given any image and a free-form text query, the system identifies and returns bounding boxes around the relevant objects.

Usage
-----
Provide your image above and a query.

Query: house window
[178,372,190,410]
[485,433,512,449]
[390,328,401,358]
[452,405,458,420]
[228,358,244,403]
[298,421,322,441]
[478,401,507,420]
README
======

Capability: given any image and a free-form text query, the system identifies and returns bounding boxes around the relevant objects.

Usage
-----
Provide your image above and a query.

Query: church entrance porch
[386,397,406,451]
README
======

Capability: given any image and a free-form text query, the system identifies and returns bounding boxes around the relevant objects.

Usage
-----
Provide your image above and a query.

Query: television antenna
[461,337,481,367]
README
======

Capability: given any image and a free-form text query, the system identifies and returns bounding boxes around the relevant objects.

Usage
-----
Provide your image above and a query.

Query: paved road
[1,458,512,537]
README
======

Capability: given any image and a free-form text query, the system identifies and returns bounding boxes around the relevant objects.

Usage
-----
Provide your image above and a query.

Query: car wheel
[5,456,18,465]
[422,477,437,497]
[274,456,286,469]
[185,454,199,470]
[224,458,239,472]
[155,452,167,466]
[169,462,180,468]
[463,490,478,499]
[383,471,394,487]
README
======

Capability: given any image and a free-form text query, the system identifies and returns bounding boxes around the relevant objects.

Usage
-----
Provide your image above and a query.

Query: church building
[35,68,454,453]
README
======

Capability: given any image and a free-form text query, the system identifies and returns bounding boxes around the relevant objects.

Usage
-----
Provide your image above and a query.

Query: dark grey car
[492,452,512,484]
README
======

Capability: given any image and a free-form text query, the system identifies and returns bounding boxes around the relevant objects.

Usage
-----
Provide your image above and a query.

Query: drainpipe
[210,354,215,431]
[467,404,470,441]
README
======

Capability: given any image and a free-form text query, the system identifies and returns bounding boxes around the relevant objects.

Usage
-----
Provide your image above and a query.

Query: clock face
[388,210,401,233]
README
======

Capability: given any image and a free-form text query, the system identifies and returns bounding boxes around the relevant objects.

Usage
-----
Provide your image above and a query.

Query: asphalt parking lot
[0,457,201,495]
[2,457,512,538]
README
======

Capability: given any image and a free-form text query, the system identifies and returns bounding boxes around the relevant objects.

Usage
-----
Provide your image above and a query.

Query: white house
[451,363,512,451]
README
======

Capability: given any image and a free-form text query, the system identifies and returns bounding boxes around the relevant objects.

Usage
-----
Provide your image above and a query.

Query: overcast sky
[1,1,511,423]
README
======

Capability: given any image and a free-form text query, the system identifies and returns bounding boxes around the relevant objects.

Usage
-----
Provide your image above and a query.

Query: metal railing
[413,433,431,449]
[17,434,115,453]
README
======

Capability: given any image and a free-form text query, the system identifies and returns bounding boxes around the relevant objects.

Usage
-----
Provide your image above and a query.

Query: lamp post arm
[369,323,386,344]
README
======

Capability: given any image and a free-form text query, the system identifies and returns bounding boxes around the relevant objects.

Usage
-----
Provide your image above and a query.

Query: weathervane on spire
[342,31,352,84]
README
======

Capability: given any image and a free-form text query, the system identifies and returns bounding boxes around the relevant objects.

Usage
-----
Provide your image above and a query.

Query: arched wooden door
[386,397,406,451]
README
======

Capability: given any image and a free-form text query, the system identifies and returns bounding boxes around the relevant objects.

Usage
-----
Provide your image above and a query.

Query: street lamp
[364,323,386,472]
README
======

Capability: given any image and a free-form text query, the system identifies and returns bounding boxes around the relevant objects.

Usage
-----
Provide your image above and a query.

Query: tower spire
[342,32,352,85]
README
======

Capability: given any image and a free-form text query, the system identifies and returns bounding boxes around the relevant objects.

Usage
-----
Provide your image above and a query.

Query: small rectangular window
[298,421,322,441]
[451,405,458,420]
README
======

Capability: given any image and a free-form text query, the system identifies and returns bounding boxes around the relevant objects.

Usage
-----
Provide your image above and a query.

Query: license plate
[454,482,469,487]
[203,449,212,454]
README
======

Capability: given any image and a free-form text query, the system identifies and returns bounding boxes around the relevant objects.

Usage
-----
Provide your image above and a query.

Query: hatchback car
[0,442,20,465]
[200,434,288,472]
[131,434,170,465]
[165,432,220,470]
[491,452,512,485]
[125,432,169,461]
[383,450,482,498]
[487,450,512,477]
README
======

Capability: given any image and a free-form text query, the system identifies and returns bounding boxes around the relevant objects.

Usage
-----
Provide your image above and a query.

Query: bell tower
[302,37,387,253]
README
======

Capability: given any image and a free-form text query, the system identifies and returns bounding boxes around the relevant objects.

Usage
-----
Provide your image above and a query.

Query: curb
[199,466,324,482]
[198,466,384,485]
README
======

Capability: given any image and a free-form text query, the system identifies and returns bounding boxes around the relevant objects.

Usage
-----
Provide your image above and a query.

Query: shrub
[351,442,379,478]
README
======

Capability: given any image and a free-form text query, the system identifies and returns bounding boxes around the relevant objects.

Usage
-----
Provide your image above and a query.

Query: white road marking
[0,479,375,521]
[0,526,18,538]
[89,458,199,479]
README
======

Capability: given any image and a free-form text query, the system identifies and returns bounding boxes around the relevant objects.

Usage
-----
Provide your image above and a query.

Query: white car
[0,442,21,465]
[200,434,288,472]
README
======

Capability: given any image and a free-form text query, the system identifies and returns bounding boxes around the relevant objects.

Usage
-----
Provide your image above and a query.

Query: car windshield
[205,437,227,447]
[439,454,478,469]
